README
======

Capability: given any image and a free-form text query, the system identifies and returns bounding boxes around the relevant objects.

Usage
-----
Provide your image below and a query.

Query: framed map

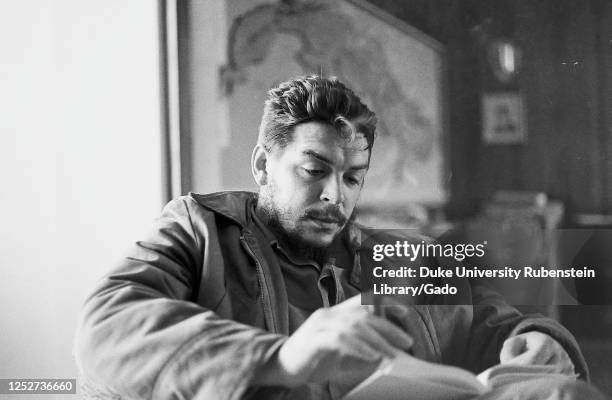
[219,0,447,207]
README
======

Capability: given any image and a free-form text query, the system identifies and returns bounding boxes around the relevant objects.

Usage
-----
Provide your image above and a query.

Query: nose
[320,174,345,205]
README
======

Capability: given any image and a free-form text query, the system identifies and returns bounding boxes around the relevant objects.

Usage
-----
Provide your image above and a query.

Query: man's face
[257,121,370,250]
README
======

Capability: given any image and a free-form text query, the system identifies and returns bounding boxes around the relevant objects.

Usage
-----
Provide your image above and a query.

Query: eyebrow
[302,150,369,171]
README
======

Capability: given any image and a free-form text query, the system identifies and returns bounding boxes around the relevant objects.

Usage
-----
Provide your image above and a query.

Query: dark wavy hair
[258,75,377,152]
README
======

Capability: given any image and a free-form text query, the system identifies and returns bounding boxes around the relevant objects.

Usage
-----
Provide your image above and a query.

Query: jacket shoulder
[353,223,434,247]
[163,191,256,227]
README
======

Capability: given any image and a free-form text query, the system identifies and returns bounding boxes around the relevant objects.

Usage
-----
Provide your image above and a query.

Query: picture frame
[481,92,527,145]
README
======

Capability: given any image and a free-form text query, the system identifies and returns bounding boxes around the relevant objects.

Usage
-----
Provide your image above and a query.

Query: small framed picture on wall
[481,92,526,144]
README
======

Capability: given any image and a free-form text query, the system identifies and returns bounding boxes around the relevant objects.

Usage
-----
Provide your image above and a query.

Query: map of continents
[221,0,445,204]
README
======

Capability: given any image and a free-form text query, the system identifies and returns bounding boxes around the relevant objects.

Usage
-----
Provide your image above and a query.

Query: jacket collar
[189,191,256,227]
[189,190,362,287]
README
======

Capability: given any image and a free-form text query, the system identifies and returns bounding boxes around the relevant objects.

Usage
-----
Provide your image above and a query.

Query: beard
[256,183,349,265]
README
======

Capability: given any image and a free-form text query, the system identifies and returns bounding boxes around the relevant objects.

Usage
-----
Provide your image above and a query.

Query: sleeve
[73,197,287,400]
[464,283,589,380]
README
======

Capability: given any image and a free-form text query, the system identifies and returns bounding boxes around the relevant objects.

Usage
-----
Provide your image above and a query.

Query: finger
[330,297,413,350]
[546,352,571,374]
[503,346,550,366]
[338,330,387,363]
[547,347,575,375]
[528,337,555,365]
[320,313,402,359]
[559,354,576,375]
[325,307,412,358]
[367,316,414,351]
[335,318,402,359]
[541,349,556,365]
[499,336,526,363]
[334,294,380,317]
[500,350,534,366]
[380,304,410,322]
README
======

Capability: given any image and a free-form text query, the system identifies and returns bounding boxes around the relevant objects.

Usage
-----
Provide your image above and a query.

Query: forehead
[285,121,369,160]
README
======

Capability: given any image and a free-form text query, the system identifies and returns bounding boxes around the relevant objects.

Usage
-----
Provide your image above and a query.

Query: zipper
[240,233,277,333]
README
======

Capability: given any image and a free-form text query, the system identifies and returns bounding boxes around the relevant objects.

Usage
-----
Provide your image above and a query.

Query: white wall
[0,0,162,385]
[187,0,231,194]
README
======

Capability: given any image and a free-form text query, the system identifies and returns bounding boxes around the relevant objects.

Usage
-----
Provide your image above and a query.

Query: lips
[310,216,341,224]
[304,208,347,226]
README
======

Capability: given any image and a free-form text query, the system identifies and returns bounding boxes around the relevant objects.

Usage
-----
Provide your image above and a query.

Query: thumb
[500,335,526,363]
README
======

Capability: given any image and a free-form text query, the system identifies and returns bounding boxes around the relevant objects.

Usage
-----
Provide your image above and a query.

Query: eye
[303,167,325,176]
[345,176,361,186]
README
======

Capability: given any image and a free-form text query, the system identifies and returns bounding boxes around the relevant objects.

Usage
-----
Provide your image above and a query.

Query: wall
[177,0,232,195]
[0,0,162,387]
[474,0,612,216]
[368,0,612,218]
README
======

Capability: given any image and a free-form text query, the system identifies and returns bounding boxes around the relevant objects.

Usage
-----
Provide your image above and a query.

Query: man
[75,75,602,399]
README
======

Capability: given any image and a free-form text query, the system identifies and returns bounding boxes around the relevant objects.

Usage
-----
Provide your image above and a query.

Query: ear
[251,144,269,186]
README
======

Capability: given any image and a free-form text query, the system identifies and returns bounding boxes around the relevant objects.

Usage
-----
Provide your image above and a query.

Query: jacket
[74,191,588,400]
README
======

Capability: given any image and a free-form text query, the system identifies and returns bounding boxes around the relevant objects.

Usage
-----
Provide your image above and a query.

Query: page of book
[343,353,578,400]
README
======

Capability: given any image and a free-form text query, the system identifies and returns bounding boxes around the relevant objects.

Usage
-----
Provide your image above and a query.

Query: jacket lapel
[241,226,290,335]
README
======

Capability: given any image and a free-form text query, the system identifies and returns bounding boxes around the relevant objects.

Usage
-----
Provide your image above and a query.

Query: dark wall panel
[598,0,612,213]
[367,0,612,218]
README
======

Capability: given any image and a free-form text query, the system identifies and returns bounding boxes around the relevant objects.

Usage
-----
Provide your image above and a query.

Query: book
[343,353,576,400]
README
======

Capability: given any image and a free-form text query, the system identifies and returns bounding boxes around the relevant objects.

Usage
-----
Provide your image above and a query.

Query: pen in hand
[373,292,382,318]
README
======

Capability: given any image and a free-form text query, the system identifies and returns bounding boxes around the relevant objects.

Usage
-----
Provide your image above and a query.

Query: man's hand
[256,294,413,388]
[499,331,575,375]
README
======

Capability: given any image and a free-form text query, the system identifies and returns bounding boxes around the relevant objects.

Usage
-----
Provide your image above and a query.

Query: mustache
[304,207,347,224]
